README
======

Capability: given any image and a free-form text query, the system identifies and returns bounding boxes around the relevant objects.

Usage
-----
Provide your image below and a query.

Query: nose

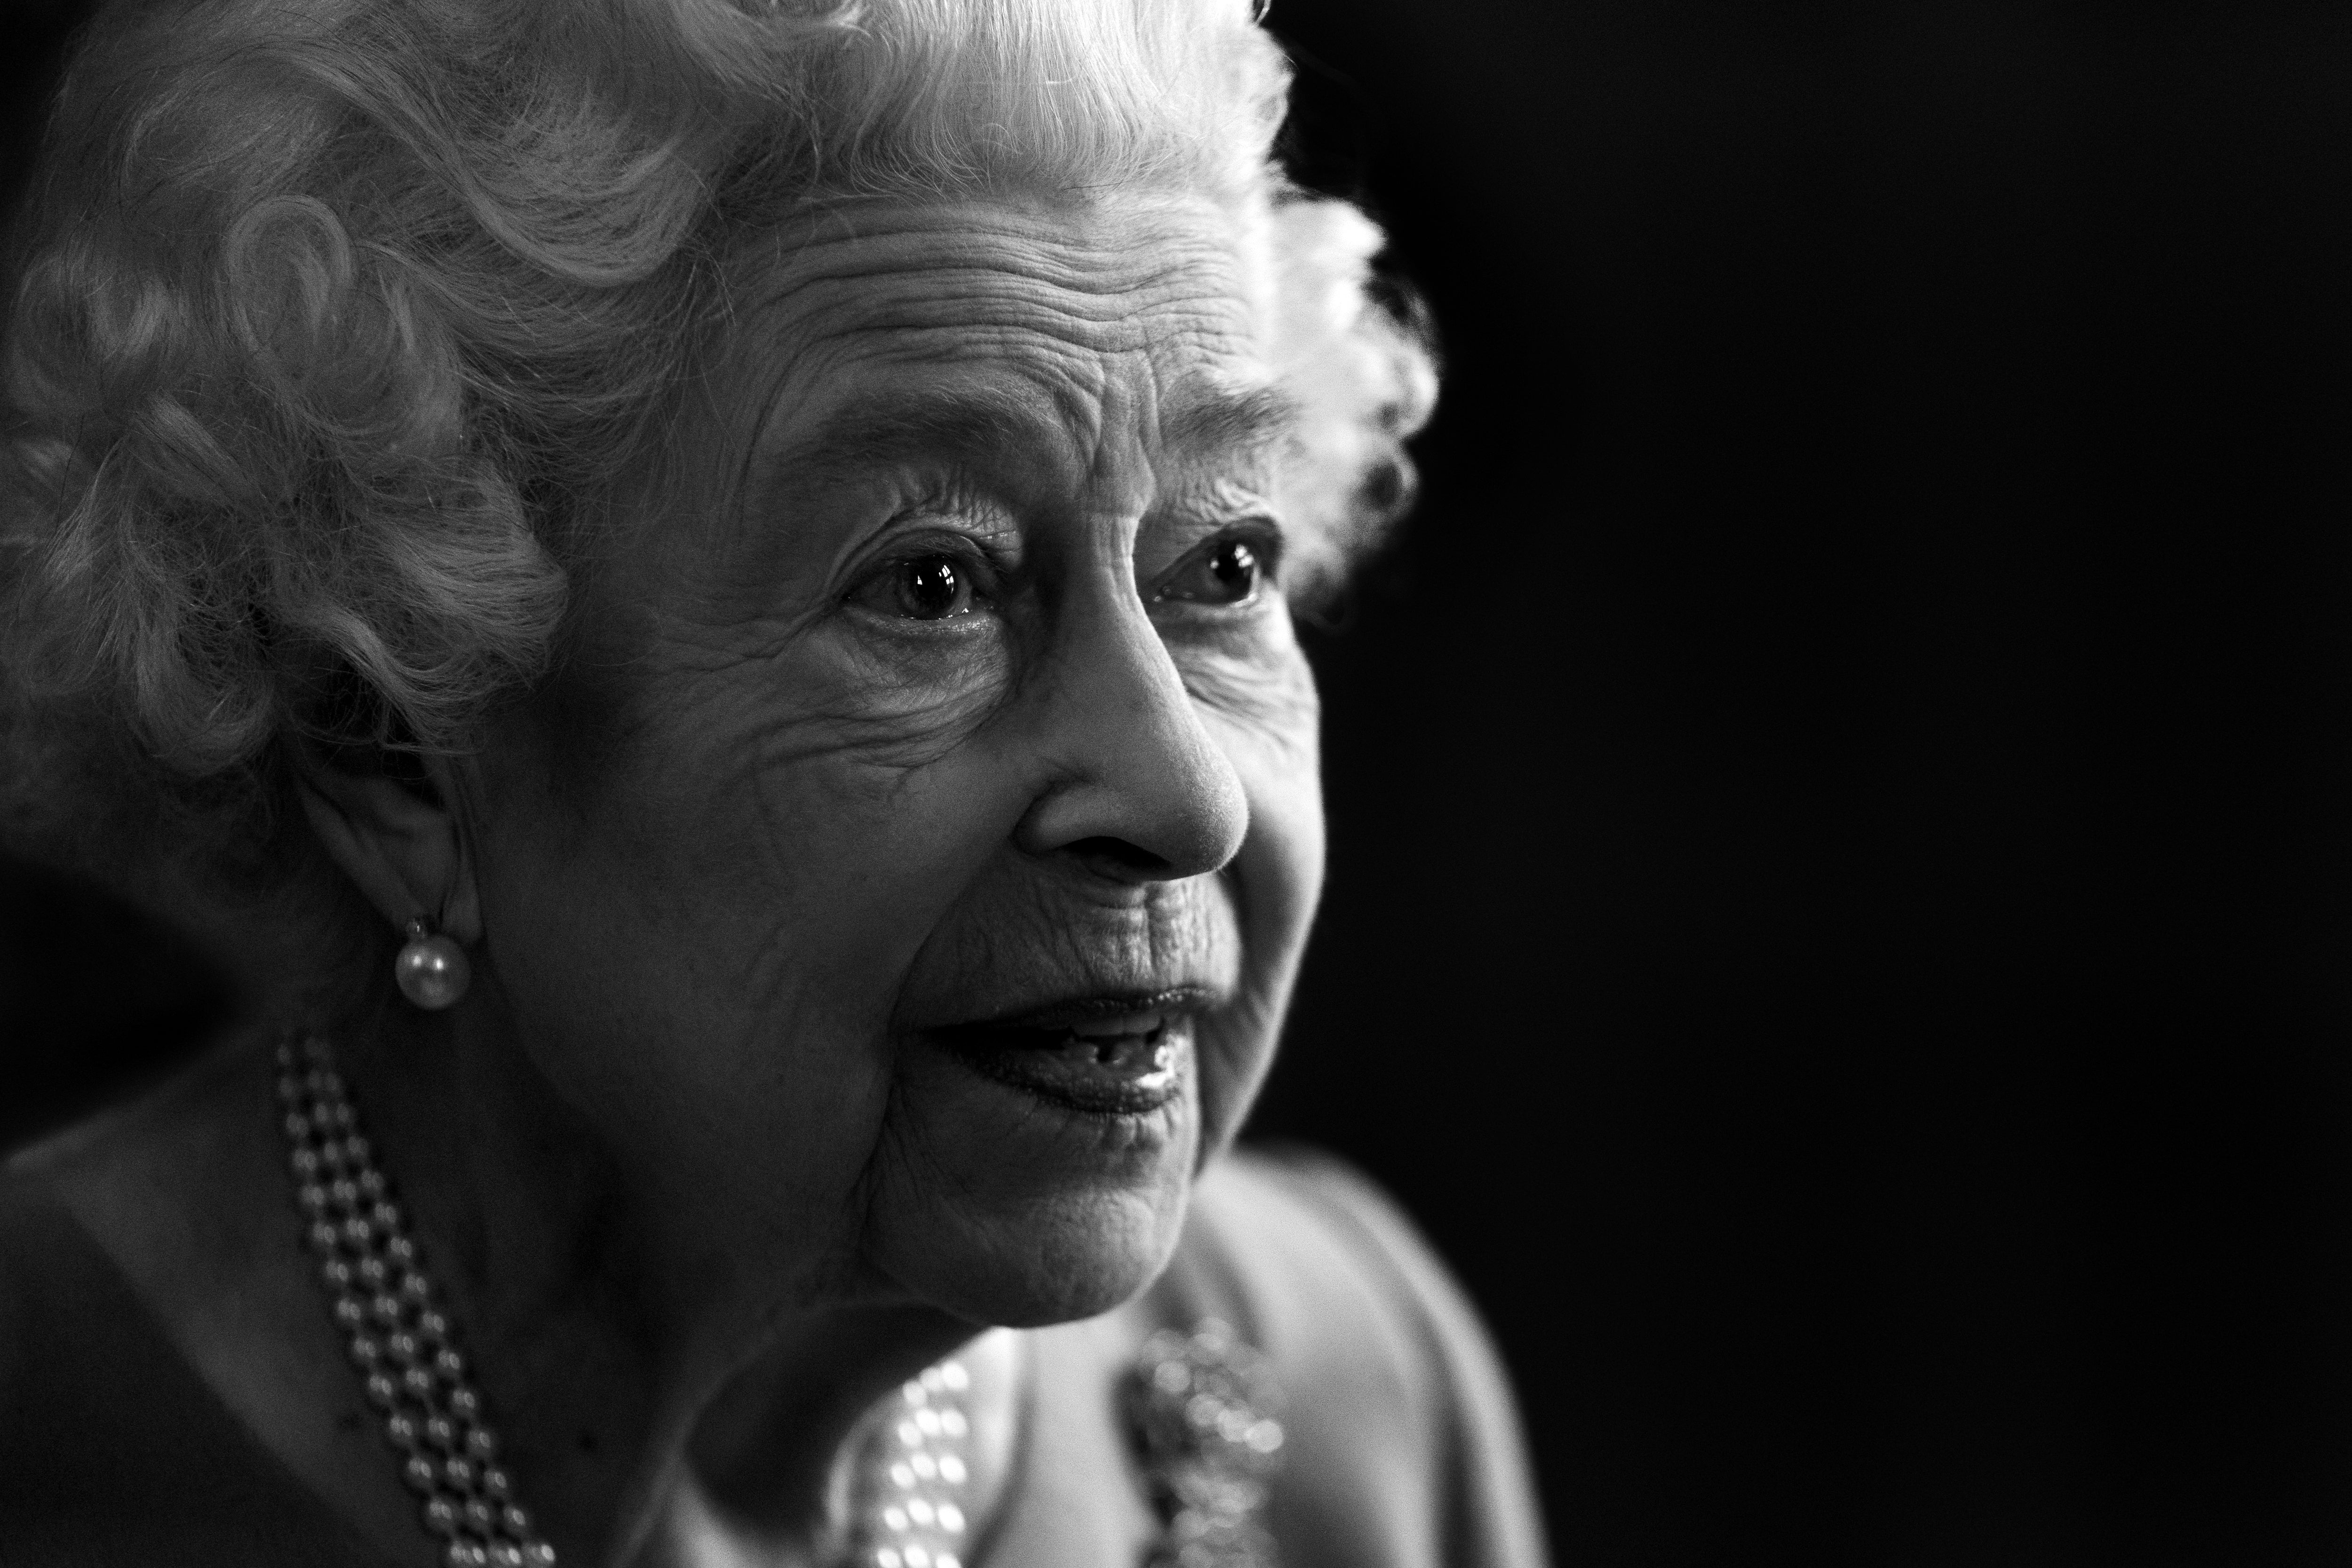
[1012,592,1249,883]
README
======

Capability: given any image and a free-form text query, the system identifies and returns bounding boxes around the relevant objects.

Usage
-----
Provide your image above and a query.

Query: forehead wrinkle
[717,199,1276,519]
[755,247,1240,317]
[735,229,1259,379]
[756,279,1254,369]
[746,199,1254,313]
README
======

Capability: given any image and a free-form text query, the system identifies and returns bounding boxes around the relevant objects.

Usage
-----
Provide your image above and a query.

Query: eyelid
[841,500,1019,602]
[1170,516,1286,569]
[1146,517,1287,604]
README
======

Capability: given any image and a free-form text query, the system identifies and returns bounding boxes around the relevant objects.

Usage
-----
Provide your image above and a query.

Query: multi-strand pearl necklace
[274,1035,976,1568]
[845,1361,977,1568]
[276,1038,559,1568]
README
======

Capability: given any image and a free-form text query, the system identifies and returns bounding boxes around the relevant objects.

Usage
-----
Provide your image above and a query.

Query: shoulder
[0,1046,402,1566]
[0,1159,150,1443]
[0,1095,186,1422]
[1153,1144,1551,1568]
[0,1159,249,1557]
[1178,1145,1476,1409]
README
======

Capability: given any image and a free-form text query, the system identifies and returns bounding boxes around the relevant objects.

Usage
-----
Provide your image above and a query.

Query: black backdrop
[11,2,2352,1563]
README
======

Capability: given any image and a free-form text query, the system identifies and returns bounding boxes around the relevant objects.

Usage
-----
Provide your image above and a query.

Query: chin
[861,1013,1215,1324]
[869,1151,1199,1328]
[937,1220,1183,1328]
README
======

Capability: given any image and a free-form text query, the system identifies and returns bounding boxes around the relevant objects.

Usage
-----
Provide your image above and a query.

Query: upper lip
[928,986,1222,1039]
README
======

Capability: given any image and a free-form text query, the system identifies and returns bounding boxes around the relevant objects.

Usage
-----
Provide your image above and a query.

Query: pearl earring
[393,917,471,1010]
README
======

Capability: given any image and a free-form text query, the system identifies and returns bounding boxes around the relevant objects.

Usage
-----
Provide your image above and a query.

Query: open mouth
[929,994,1200,1115]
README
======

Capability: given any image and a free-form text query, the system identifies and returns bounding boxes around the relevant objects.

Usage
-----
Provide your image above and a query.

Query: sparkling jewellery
[844,1363,978,1568]
[277,1033,1283,1568]
[1123,1321,1287,1568]
[394,918,472,1010]
[276,1036,552,1568]
[274,1035,978,1568]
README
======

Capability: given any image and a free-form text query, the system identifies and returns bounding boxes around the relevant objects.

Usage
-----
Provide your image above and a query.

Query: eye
[1155,535,1270,607]
[851,551,981,621]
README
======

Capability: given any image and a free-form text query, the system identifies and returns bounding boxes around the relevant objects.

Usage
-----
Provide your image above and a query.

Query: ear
[291,743,483,946]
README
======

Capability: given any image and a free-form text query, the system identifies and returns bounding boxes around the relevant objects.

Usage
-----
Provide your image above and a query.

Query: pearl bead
[395,932,472,1010]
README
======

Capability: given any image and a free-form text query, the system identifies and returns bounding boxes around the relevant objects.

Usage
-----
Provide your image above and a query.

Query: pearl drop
[395,933,472,1010]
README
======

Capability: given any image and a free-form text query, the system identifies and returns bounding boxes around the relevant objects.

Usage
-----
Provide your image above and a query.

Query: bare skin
[28,190,1325,1568]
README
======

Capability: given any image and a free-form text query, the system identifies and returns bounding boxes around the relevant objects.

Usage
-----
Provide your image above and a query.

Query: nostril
[1068,836,1168,881]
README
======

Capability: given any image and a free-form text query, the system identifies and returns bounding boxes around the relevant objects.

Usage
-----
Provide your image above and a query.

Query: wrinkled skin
[44,191,1333,1567]
[481,193,1324,1330]
[307,192,1331,1560]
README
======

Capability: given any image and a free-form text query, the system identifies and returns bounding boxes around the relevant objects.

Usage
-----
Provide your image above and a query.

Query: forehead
[718,195,1279,470]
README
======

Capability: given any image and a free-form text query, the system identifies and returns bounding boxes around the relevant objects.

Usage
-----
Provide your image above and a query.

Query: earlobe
[290,743,483,947]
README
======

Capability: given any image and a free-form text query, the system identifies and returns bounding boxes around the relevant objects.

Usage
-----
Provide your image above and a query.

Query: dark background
[10,1,2352,1562]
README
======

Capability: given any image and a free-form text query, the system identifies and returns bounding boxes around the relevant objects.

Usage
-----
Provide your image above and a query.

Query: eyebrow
[768,382,1303,491]
[1160,384,1303,456]
[771,389,1035,488]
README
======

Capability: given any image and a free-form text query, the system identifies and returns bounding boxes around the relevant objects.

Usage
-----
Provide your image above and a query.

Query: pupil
[1213,540,1257,593]
[903,557,961,618]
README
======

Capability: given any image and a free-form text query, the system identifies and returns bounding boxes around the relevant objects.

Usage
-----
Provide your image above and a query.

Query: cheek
[1192,630,1327,941]
[501,619,1022,996]
[1191,648,1326,1149]
[463,653,1037,1226]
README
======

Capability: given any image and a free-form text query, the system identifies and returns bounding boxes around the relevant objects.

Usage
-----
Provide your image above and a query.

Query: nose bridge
[1017,572,1249,880]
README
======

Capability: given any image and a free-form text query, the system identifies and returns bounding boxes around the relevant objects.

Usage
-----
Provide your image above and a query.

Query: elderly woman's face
[470,195,1322,1325]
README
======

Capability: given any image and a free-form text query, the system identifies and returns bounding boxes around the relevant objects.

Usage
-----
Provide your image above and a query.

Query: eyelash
[846,490,1013,584]
[1155,522,1286,592]
[843,512,1285,613]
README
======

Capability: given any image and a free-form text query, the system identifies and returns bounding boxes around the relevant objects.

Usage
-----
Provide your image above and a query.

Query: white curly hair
[0,0,1436,978]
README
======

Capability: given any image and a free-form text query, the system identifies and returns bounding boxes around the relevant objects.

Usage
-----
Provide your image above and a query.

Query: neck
[333,996,1014,1567]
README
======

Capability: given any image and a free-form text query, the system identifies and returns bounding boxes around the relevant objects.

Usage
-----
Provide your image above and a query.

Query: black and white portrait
[10,2,2352,1566]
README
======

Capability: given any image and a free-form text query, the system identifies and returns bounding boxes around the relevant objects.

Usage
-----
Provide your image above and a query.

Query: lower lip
[933,1019,1192,1117]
